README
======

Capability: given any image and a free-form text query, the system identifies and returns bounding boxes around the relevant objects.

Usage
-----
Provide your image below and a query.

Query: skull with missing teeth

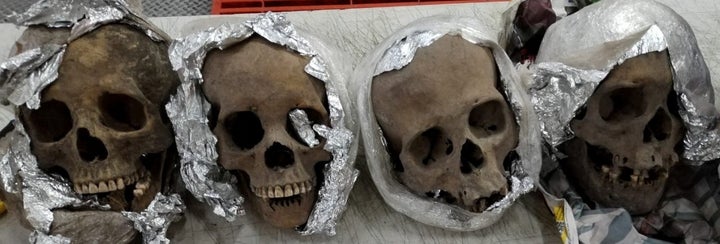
[372,36,519,212]
[559,51,685,214]
[20,24,179,212]
[202,36,332,228]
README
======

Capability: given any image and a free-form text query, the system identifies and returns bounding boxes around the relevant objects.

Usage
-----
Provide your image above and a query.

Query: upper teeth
[600,167,667,186]
[252,180,313,199]
[74,169,148,195]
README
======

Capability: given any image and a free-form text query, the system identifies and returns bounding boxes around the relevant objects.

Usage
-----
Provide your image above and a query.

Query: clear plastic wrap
[353,15,541,231]
[532,0,719,163]
[529,0,720,242]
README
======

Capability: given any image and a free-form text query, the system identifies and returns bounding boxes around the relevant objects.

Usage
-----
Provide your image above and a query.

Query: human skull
[19,24,179,212]
[559,50,685,214]
[372,35,519,212]
[202,36,332,228]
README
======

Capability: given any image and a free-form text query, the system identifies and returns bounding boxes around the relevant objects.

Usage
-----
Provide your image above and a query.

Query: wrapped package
[353,15,542,231]
[0,0,185,243]
[527,0,720,242]
[167,12,359,235]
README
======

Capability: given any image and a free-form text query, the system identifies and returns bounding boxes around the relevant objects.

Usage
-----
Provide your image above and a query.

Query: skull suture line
[202,36,332,228]
[20,24,179,212]
[559,51,685,215]
[372,36,519,212]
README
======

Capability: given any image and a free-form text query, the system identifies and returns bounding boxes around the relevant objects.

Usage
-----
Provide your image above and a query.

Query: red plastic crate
[212,0,507,14]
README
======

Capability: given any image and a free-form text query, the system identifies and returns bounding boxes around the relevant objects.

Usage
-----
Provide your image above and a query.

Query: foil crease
[374,31,444,76]
[29,231,71,244]
[289,109,320,148]
[534,0,719,162]
[168,12,357,235]
[166,22,253,222]
[246,13,316,57]
[165,82,244,221]
[1,0,181,242]
[353,15,541,231]
[122,193,186,244]
[0,45,63,108]
[528,62,608,146]
[7,49,64,109]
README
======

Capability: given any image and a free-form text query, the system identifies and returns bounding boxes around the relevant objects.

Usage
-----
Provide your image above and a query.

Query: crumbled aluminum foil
[0,122,110,234]
[167,12,357,235]
[0,0,183,242]
[533,0,719,163]
[289,109,320,148]
[165,82,245,221]
[353,15,541,230]
[29,231,71,244]
[374,31,444,75]
[528,63,613,146]
[0,44,64,109]
[122,193,185,244]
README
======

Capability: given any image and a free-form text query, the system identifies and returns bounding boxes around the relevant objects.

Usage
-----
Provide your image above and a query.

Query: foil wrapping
[167,12,358,235]
[289,109,320,148]
[0,122,110,233]
[0,44,64,109]
[528,63,613,146]
[0,0,183,242]
[374,31,444,76]
[353,15,541,231]
[165,81,245,221]
[533,0,719,163]
[122,193,186,244]
[29,231,71,244]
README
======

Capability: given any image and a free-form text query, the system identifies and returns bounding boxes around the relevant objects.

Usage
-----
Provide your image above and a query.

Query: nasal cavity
[265,142,295,169]
[460,140,484,174]
[77,128,108,162]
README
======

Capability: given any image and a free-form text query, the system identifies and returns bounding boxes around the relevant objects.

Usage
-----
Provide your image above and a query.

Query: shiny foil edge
[354,15,541,231]
[534,0,719,163]
[289,109,320,148]
[1,0,180,242]
[168,12,358,235]
[121,193,186,244]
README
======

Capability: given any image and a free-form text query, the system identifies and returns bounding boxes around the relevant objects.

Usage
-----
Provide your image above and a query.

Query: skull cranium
[372,35,518,212]
[202,36,332,228]
[20,24,179,212]
[559,50,685,214]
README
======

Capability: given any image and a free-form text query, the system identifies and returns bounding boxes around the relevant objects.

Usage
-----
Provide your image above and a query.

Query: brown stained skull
[559,51,685,214]
[372,36,519,212]
[19,24,179,212]
[202,36,332,228]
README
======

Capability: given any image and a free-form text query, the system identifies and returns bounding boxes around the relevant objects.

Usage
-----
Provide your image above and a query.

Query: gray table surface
[0,0,718,243]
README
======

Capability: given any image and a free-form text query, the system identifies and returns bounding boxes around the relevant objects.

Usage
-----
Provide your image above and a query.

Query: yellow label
[553,205,568,243]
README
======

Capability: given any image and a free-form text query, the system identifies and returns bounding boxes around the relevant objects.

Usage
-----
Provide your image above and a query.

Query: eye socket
[599,87,645,122]
[468,100,507,138]
[286,108,324,147]
[225,111,264,150]
[100,93,147,132]
[26,100,73,142]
